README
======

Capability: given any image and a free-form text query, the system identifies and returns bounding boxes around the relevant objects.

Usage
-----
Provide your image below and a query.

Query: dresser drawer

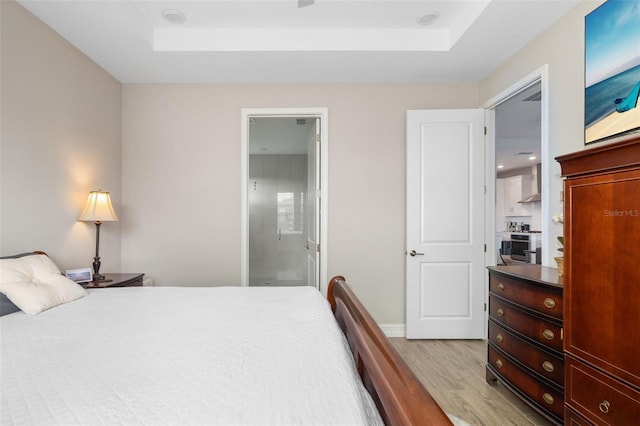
[566,357,640,425]
[489,297,563,352]
[490,273,562,320]
[565,406,595,426]
[488,346,564,420]
[489,320,564,386]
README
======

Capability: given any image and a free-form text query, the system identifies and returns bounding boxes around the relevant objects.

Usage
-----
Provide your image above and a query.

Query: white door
[306,118,320,288]
[406,109,486,339]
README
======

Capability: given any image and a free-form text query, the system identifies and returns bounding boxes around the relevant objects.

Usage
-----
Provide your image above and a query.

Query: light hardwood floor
[389,339,555,426]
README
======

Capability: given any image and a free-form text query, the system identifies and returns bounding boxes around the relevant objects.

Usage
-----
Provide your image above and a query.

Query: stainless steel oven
[510,234,530,262]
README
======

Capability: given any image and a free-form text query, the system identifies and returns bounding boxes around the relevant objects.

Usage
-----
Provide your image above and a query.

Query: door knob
[409,250,424,257]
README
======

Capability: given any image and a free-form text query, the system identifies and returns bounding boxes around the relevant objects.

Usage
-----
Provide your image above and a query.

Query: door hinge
[484,243,487,252]
[316,243,320,253]
[484,126,487,135]
[484,185,487,194]
[484,303,487,312]
[316,134,321,143]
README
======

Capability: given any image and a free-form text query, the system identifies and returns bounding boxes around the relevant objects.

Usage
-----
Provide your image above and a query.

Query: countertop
[487,264,562,288]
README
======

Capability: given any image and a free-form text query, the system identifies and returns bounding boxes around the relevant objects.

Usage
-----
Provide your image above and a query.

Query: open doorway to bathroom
[240,108,328,291]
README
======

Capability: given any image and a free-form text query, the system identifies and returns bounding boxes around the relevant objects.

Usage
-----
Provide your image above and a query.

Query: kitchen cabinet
[556,136,640,425]
[500,175,533,217]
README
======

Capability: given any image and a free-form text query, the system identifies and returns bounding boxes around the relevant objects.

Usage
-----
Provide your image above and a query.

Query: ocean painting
[585,0,640,144]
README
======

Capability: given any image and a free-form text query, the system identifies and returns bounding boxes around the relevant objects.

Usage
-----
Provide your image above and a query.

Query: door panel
[419,262,471,317]
[406,109,485,339]
[419,124,472,243]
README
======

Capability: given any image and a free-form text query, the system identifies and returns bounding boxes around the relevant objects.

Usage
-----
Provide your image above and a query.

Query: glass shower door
[248,154,307,287]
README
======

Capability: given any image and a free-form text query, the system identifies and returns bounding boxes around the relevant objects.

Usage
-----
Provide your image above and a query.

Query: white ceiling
[18,0,580,84]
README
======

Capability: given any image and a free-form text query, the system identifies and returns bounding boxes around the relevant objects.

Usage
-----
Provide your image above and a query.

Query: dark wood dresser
[82,273,144,288]
[557,136,640,424]
[486,265,564,424]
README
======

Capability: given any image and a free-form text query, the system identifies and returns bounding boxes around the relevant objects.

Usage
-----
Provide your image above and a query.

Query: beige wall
[2,0,609,325]
[0,1,122,271]
[121,83,479,323]
[480,0,604,264]
[120,0,610,324]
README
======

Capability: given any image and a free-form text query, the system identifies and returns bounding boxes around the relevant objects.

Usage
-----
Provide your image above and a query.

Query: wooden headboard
[328,276,453,425]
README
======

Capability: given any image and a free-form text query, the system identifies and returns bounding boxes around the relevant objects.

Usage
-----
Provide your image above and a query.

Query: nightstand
[82,273,144,288]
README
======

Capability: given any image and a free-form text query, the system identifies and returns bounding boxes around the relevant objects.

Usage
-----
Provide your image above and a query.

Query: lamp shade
[78,191,118,222]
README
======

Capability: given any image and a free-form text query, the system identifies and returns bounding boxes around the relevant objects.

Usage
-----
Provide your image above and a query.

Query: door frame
[482,64,550,270]
[240,107,329,292]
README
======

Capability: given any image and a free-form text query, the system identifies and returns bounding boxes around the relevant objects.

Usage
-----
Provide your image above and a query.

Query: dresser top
[488,265,563,289]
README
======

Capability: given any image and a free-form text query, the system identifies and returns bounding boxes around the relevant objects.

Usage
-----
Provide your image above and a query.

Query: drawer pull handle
[542,329,555,340]
[542,361,555,373]
[543,298,556,309]
[497,283,505,291]
[542,393,554,405]
[495,359,503,369]
[599,400,610,414]
[497,308,504,317]
[496,334,504,343]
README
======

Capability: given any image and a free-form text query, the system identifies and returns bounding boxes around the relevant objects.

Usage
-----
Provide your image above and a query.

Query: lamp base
[92,255,106,282]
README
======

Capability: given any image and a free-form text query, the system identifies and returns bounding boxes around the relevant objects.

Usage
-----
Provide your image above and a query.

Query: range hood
[518,164,542,203]
[519,192,541,203]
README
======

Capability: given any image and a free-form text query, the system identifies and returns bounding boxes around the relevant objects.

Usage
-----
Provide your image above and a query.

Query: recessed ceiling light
[529,156,536,160]
[497,165,504,169]
[417,12,440,26]
[162,9,186,25]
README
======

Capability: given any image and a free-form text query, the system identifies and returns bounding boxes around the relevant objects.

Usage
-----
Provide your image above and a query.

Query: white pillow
[0,254,87,314]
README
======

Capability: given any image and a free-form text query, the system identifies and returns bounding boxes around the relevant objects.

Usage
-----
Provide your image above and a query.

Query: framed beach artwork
[585,0,640,145]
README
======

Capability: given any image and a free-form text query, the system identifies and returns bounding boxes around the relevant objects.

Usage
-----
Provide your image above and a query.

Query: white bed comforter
[1,286,383,426]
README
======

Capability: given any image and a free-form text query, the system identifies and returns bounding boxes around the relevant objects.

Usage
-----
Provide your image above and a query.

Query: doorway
[483,65,549,269]
[240,108,328,291]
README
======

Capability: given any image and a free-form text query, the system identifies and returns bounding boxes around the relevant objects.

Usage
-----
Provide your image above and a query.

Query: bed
[1,252,453,425]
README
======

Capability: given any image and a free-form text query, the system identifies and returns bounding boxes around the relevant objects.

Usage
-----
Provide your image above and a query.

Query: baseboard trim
[379,323,406,338]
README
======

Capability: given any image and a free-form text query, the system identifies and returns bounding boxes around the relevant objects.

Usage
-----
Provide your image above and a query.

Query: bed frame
[328,275,453,426]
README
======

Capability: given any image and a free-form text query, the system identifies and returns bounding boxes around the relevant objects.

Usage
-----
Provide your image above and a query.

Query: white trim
[379,324,406,338]
[483,108,496,340]
[155,28,451,52]
[240,108,329,294]
[481,64,550,268]
[481,66,547,109]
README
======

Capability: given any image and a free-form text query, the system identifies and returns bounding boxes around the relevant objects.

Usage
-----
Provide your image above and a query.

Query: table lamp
[78,190,118,281]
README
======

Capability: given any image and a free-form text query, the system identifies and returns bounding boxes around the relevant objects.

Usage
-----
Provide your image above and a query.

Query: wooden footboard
[328,276,453,426]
